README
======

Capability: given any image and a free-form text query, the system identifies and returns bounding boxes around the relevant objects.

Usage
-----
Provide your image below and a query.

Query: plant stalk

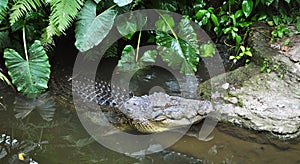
[158,13,178,40]
[136,30,142,62]
[22,26,29,62]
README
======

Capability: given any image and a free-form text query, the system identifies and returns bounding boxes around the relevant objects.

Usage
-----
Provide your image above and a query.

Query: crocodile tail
[71,77,132,108]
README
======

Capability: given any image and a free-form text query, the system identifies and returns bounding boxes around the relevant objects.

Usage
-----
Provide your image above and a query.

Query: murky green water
[1,66,300,164]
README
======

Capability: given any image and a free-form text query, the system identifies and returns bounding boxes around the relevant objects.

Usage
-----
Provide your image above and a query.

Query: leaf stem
[22,26,29,62]
[136,30,142,62]
[158,13,178,40]
[0,26,10,31]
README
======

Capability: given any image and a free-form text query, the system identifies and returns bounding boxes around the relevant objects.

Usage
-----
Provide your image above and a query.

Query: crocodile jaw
[121,92,212,133]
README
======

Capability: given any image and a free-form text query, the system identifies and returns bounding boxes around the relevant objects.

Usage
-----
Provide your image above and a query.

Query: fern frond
[9,0,44,25]
[46,0,84,38]
[0,0,9,22]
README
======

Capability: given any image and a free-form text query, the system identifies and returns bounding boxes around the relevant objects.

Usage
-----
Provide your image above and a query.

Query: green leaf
[265,0,274,6]
[4,40,51,98]
[211,14,219,27]
[43,0,84,42]
[296,17,300,32]
[94,0,101,3]
[113,0,133,7]
[117,46,158,72]
[9,0,43,25]
[156,18,200,74]
[284,0,290,3]
[155,14,175,33]
[242,0,253,18]
[199,42,215,57]
[195,10,207,20]
[117,45,137,72]
[0,31,10,50]
[49,0,84,32]
[117,16,137,39]
[234,10,243,19]
[75,0,117,52]
[0,0,8,22]
[156,30,198,74]
[139,50,157,63]
[235,35,242,44]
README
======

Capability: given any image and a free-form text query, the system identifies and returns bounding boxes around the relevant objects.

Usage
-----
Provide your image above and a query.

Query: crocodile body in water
[51,76,212,133]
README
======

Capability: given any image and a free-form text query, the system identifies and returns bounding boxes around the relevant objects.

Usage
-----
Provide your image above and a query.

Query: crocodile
[51,76,213,133]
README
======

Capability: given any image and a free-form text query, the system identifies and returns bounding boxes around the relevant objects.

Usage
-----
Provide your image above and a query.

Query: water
[1,72,300,164]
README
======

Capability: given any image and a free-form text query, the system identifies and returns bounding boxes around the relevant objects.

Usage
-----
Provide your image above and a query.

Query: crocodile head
[120,92,213,133]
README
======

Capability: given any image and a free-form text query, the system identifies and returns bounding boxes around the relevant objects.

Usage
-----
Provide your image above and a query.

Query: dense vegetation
[0,0,299,98]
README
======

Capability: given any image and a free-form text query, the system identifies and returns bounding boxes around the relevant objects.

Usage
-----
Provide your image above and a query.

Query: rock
[199,23,300,139]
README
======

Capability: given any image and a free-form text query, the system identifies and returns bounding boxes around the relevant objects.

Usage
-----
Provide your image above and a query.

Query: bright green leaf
[4,40,51,98]
[234,10,243,19]
[199,42,215,57]
[242,0,253,18]
[211,14,219,27]
[75,0,117,52]
[236,35,242,44]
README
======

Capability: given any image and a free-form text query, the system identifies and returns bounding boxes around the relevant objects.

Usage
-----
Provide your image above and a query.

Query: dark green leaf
[0,0,8,22]
[296,17,300,32]
[156,17,199,75]
[0,31,10,50]
[193,0,206,11]
[113,0,133,7]
[265,0,274,6]
[75,0,117,52]
[242,0,253,17]
[158,1,177,11]
[4,40,51,98]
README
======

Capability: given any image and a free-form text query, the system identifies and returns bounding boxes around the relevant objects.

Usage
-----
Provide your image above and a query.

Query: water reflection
[1,81,300,163]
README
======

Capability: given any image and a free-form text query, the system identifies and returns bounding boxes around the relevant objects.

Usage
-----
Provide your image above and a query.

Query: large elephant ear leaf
[4,40,51,98]
[75,0,117,52]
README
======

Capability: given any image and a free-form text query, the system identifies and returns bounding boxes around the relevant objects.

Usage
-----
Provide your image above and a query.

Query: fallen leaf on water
[18,153,25,161]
